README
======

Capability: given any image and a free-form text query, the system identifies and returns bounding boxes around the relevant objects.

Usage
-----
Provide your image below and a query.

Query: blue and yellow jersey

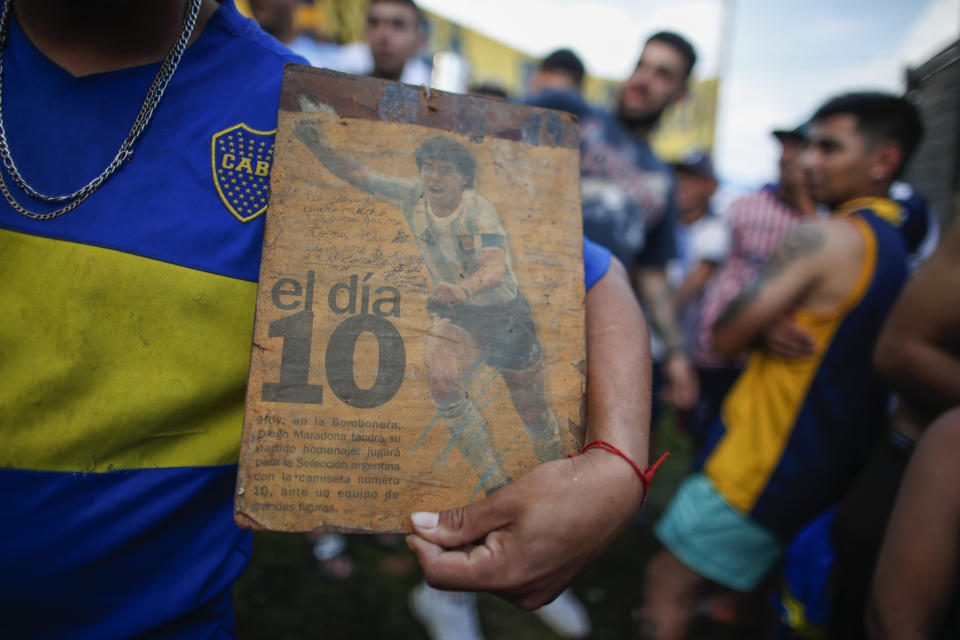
[0,2,304,637]
[699,199,908,539]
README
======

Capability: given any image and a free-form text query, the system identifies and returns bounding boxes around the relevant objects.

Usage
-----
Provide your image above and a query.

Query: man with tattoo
[636,92,922,640]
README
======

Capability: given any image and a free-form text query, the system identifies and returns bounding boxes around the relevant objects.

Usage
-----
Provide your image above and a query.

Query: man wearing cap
[668,150,727,344]
[659,150,728,437]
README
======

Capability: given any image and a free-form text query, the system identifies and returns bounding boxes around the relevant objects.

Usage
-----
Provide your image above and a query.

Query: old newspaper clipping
[236,67,586,533]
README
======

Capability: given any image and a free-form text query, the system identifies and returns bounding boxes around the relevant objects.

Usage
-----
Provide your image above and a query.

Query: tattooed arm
[635,266,699,409]
[636,266,686,356]
[713,223,827,357]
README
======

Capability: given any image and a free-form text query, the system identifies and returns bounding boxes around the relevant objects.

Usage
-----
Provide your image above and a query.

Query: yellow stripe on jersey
[834,197,901,226]
[0,229,256,472]
[705,215,878,513]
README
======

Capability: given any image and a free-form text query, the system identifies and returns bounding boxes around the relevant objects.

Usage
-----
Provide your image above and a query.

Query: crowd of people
[520,26,951,639]
[2,0,958,639]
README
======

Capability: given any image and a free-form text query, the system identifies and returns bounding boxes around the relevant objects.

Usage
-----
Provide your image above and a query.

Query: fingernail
[411,511,439,529]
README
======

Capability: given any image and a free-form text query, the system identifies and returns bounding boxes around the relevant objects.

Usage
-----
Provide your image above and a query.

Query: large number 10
[261,311,406,409]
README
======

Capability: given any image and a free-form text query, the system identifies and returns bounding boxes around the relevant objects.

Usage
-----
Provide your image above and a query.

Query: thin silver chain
[0,0,203,220]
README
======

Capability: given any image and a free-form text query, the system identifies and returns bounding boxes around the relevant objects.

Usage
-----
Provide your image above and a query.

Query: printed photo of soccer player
[294,119,565,496]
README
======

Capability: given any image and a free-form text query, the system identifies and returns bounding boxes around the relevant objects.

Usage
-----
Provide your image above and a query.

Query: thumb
[410,497,511,549]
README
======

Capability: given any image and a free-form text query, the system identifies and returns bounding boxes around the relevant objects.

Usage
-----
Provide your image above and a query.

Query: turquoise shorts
[654,473,783,592]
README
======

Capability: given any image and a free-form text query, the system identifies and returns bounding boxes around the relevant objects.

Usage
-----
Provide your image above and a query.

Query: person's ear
[869,142,903,183]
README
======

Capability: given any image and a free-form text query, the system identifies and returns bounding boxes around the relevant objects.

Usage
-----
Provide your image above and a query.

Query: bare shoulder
[817,215,866,242]
[805,217,868,263]
[766,220,840,269]
[781,220,831,249]
[780,219,867,311]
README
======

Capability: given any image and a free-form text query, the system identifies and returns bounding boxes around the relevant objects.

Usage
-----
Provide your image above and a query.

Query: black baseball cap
[772,121,810,143]
[672,149,716,181]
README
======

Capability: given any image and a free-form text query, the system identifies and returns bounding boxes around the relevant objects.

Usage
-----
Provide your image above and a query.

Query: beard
[616,99,666,131]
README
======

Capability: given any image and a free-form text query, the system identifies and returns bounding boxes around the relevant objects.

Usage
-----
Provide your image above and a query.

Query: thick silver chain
[0,0,203,220]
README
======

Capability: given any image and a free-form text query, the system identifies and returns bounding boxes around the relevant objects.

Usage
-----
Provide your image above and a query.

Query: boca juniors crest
[212,123,276,222]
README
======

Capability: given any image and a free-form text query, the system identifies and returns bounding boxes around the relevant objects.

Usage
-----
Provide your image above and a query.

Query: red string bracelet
[570,440,669,509]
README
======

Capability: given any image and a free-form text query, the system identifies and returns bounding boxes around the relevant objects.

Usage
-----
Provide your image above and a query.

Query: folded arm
[713,223,826,357]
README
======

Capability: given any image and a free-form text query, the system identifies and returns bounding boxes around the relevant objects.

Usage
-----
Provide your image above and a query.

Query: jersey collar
[833,197,902,226]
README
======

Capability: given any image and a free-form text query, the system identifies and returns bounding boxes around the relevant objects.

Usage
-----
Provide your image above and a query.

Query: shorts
[427,293,542,372]
[655,473,782,592]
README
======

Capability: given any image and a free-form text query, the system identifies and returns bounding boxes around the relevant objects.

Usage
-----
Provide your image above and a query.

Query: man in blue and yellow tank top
[637,92,924,640]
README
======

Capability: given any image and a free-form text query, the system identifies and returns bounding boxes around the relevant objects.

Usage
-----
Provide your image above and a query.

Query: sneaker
[409,582,484,640]
[534,589,591,638]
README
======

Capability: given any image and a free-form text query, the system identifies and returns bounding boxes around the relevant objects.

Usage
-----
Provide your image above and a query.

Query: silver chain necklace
[0,0,203,220]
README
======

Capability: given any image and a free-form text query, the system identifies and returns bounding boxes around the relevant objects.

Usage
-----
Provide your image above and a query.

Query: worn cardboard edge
[279,64,580,149]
